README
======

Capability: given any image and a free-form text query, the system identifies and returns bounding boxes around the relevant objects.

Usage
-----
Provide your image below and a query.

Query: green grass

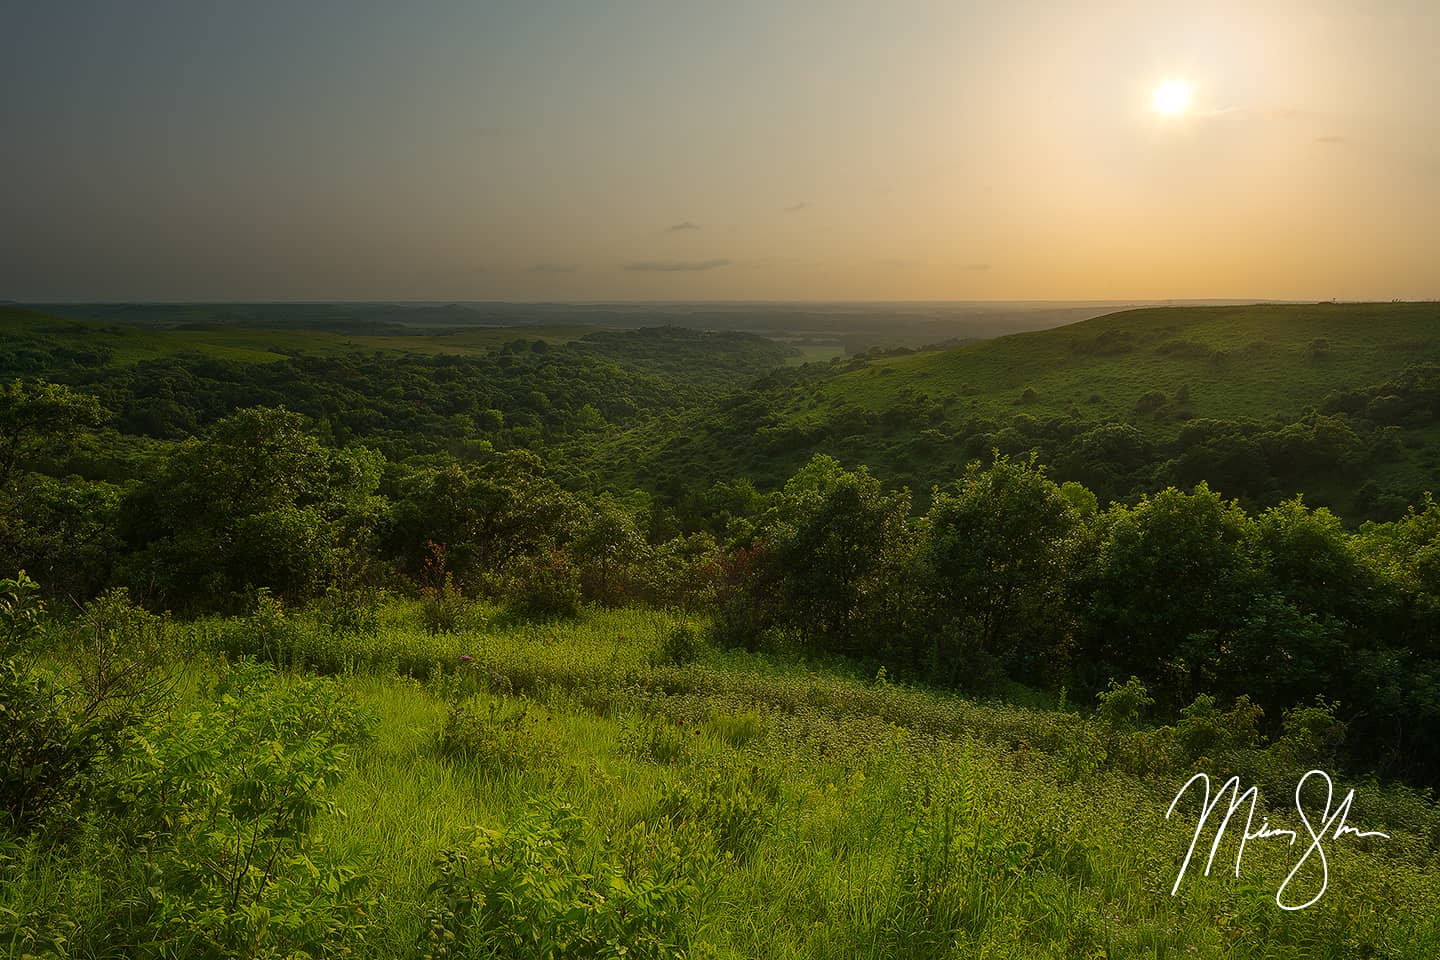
[812,302,1440,436]
[10,601,1440,958]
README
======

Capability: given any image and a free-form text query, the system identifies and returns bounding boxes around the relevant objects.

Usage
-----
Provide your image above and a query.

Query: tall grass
[6,598,1440,958]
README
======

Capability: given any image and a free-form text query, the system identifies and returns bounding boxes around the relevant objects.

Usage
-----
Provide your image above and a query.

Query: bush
[1272,696,1346,768]
[436,697,553,772]
[216,588,299,662]
[705,595,768,652]
[102,661,376,955]
[1,661,119,834]
[421,575,469,636]
[654,624,704,667]
[312,583,383,637]
[0,572,125,835]
[656,765,776,859]
[1169,693,1264,769]
[1094,676,1154,731]
[418,800,701,960]
[64,587,176,720]
[507,549,583,620]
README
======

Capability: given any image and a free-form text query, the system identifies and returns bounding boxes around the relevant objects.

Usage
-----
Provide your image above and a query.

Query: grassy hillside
[8,599,1440,958]
[594,303,1440,518]
[813,302,1440,434]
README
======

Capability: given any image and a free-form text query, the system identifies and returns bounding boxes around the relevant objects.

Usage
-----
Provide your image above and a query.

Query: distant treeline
[0,326,793,461]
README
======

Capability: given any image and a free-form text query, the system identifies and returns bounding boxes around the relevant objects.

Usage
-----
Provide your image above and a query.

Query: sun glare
[1152,81,1193,116]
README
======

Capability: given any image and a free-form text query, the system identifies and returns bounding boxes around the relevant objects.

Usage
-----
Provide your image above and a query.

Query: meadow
[6,588,1439,959]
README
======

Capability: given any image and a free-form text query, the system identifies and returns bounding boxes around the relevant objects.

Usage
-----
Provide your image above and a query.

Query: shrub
[65,587,176,720]
[1170,693,1264,768]
[421,575,468,636]
[1094,676,1154,731]
[1272,696,1346,768]
[312,583,383,637]
[619,712,694,765]
[215,588,300,663]
[102,661,376,955]
[437,697,553,772]
[418,800,700,960]
[655,624,704,667]
[0,572,125,834]
[0,570,44,658]
[1,660,119,834]
[705,595,768,652]
[655,765,776,859]
[507,549,583,620]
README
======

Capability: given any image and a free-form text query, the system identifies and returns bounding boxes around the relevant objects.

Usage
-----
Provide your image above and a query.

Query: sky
[3,0,1438,302]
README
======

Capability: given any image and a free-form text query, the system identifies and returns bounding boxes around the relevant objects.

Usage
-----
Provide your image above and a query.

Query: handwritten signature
[1166,769,1389,910]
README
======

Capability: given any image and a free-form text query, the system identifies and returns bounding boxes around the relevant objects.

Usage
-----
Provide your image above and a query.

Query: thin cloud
[526,262,579,273]
[665,221,701,233]
[624,258,732,272]
[785,202,811,213]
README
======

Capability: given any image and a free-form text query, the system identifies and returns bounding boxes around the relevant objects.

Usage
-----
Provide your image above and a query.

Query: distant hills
[595,302,1440,520]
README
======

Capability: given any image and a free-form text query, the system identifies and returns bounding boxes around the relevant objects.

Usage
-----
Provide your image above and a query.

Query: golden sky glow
[2,0,1438,301]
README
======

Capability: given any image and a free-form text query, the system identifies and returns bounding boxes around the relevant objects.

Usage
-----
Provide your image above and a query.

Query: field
[7,597,1440,959]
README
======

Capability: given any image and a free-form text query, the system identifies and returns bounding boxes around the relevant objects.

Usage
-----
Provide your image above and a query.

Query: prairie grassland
[8,600,1438,959]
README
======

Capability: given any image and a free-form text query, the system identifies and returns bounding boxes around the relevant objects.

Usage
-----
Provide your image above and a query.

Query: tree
[759,455,911,655]
[0,381,114,597]
[1081,484,1259,704]
[573,497,648,605]
[380,451,580,589]
[118,407,383,611]
[0,380,106,491]
[916,455,1084,688]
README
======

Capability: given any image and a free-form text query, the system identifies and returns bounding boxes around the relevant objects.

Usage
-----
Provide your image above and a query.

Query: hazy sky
[4,0,1438,302]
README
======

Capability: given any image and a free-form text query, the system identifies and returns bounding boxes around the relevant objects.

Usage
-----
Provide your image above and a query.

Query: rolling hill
[597,302,1440,519]
[810,302,1440,434]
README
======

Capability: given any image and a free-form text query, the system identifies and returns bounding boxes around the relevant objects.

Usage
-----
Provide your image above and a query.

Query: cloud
[526,262,578,273]
[624,258,732,272]
[665,221,701,232]
[785,202,811,213]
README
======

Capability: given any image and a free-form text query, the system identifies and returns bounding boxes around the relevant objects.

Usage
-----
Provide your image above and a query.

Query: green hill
[599,303,1440,519]
[814,302,1440,433]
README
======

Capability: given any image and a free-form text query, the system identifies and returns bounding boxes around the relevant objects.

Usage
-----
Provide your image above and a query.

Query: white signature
[1166,769,1389,910]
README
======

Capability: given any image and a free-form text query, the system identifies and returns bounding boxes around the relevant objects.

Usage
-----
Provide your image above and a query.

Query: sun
[1152,81,1193,116]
